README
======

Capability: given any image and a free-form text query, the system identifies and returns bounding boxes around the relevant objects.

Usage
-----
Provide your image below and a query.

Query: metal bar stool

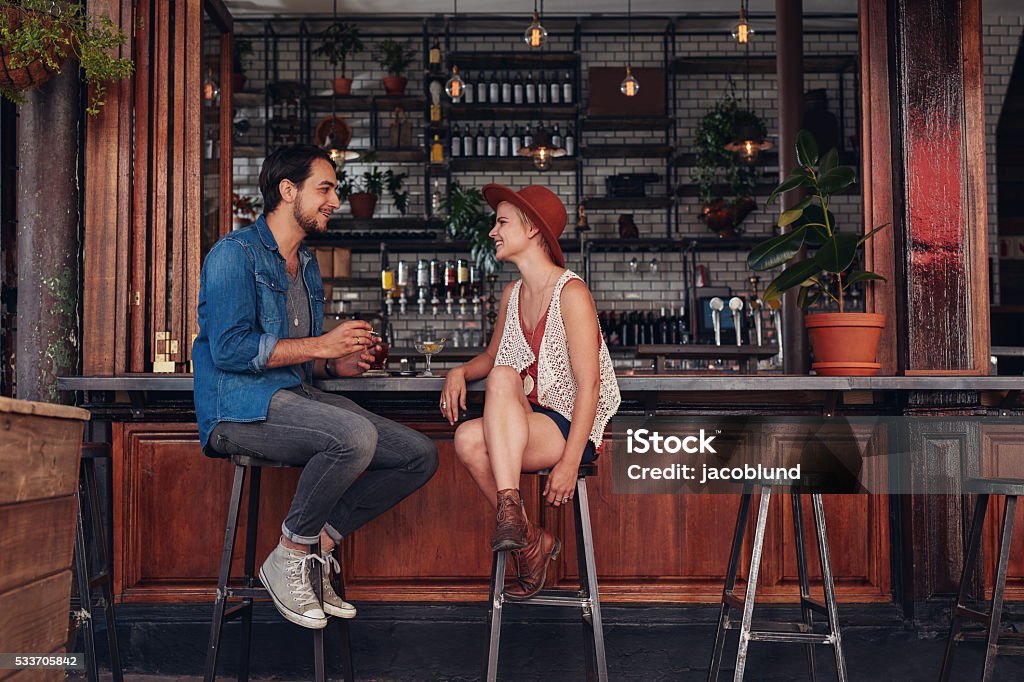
[940,477,1024,681]
[203,454,355,682]
[69,442,124,682]
[486,463,607,682]
[708,478,847,682]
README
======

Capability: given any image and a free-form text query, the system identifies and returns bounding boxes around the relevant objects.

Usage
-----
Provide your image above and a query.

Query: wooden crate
[0,397,89,681]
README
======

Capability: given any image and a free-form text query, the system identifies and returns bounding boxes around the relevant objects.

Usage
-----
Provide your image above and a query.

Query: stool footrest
[222,602,254,621]
[747,629,835,645]
[722,592,744,611]
[953,604,990,623]
[957,630,1024,647]
[505,592,592,608]
[800,597,828,615]
[224,586,267,600]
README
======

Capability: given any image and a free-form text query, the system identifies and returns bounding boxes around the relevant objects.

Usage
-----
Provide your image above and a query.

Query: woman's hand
[440,366,468,425]
[544,457,580,507]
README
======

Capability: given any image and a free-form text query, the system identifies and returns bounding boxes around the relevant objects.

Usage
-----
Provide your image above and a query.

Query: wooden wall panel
[980,423,1024,600]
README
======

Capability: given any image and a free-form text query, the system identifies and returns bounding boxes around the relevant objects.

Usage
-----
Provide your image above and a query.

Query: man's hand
[327,347,378,377]
[317,320,375,359]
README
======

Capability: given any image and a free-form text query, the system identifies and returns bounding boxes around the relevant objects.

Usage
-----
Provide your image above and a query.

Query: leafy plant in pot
[314,21,363,95]
[747,129,888,376]
[442,181,500,275]
[373,38,415,96]
[0,0,134,115]
[690,93,765,237]
[336,162,409,220]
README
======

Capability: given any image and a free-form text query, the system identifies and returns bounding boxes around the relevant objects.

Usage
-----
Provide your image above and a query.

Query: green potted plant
[231,35,253,92]
[0,0,134,115]
[690,94,765,237]
[373,38,415,96]
[746,129,888,376]
[442,180,500,274]
[314,21,363,95]
[336,162,409,219]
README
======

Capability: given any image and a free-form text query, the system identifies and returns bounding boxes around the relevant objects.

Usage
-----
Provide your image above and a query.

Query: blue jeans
[209,383,438,543]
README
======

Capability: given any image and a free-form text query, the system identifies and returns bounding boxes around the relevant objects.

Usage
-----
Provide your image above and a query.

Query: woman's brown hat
[482,183,566,267]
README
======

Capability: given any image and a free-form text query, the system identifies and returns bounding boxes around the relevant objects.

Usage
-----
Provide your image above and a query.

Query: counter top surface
[57,373,1024,393]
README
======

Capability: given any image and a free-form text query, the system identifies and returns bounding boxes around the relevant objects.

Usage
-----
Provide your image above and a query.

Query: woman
[441,184,620,599]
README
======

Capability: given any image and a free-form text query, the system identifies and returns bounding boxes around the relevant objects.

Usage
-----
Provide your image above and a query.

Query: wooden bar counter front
[60,374,1024,615]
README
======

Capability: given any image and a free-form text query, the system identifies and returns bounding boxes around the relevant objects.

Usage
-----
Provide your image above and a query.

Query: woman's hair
[513,206,552,259]
[259,144,333,214]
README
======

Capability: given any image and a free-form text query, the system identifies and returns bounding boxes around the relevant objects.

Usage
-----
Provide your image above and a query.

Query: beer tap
[380,244,395,319]
[429,259,441,316]
[416,259,429,315]
[748,275,763,346]
[728,297,744,347]
[470,265,482,316]
[444,260,456,315]
[396,260,410,315]
[456,259,469,316]
[709,297,724,347]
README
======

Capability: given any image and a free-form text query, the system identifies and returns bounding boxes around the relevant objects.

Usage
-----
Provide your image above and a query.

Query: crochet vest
[493,270,621,447]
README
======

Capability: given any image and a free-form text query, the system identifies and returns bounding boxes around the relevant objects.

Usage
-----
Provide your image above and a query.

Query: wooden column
[776,0,807,374]
[888,0,989,375]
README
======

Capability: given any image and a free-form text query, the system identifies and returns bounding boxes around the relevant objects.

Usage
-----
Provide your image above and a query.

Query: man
[192,144,438,629]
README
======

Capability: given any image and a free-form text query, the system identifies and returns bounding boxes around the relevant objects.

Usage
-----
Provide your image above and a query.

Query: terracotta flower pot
[0,8,69,92]
[348,192,378,219]
[332,77,354,95]
[806,312,886,376]
[382,75,407,95]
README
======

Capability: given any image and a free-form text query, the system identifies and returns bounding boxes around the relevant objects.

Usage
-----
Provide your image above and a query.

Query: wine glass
[412,336,447,376]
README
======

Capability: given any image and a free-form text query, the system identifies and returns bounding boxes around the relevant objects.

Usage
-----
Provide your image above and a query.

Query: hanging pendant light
[324,0,358,166]
[724,26,772,165]
[524,0,547,48]
[517,125,566,171]
[731,1,754,44]
[445,0,465,101]
[620,0,638,96]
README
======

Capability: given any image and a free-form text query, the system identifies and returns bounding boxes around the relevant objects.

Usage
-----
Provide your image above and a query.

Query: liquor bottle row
[445,71,575,106]
[600,308,692,347]
[449,123,576,158]
[381,254,485,317]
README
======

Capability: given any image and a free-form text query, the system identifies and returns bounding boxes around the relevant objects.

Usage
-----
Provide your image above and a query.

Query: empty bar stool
[203,454,354,682]
[940,477,1024,681]
[69,442,124,682]
[486,463,607,681]
[708,477,847,682]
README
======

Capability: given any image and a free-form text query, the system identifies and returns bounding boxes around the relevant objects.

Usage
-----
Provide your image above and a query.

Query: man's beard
[293,202,325,235]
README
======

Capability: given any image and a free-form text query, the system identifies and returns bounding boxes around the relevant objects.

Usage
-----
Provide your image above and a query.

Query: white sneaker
[321,549,357,619]
[259,542,328,629]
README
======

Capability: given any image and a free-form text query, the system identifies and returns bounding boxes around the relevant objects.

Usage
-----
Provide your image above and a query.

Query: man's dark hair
[258,144,334,214]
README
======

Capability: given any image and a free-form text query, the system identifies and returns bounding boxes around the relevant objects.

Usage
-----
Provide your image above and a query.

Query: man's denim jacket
[192,215,325,452]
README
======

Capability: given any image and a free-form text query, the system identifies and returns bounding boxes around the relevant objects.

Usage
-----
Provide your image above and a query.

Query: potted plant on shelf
[373,38,415,96]
[442,180,500,274]
[231,193,261,229]
[746,129,888,376]
[690,94,765,237]
[0,0,134,115]
[231,35,253,92]
[314,21,363,95]
[336,162,409,219]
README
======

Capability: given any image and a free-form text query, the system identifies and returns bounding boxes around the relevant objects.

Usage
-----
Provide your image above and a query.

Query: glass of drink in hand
[412,337,446,376]
[369,341,390,370]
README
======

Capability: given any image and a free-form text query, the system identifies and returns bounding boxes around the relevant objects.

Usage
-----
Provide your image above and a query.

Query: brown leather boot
[504,522,560,600]
[491,489,528,551]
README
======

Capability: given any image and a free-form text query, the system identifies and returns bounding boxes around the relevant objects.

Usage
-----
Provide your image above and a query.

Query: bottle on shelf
[486,124,497,157]
[396,260,410,314]
[430,134,444,163]
[429,259,442,315]
[656,307,669,345]
[451,124,462,157]
[462,126,474,158]
[456,258,470,315]
[562,71,573,103]
[444,260,457,314]
[475,124,486,157]
[498,124,510,157]
[564,125,576,156]
[476,75,487,104]
[488,72,499,105]
[645,309,657,345]
[501,71,512,103]
[430,178,443,217]
[618,312,629,347]
[463,72,474,104]
[523,124,533,149]
[676,303,691,344]
[551,123,562,149]
[537,72,548,104]
[525,72,536,104]
[429,36,442,68]
[513,73,524,104]
[511,125,523,155]
[416,259,430,315]
[549,72,560,104]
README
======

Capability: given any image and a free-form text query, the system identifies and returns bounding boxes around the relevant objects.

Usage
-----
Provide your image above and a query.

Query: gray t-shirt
[286,268,311,339]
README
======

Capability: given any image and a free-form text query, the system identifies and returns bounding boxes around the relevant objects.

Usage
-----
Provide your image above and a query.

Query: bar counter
[57,373,1024,621]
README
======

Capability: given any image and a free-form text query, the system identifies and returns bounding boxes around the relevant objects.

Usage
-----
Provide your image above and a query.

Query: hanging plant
[0,1,134,115]
[690,92,766,236]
